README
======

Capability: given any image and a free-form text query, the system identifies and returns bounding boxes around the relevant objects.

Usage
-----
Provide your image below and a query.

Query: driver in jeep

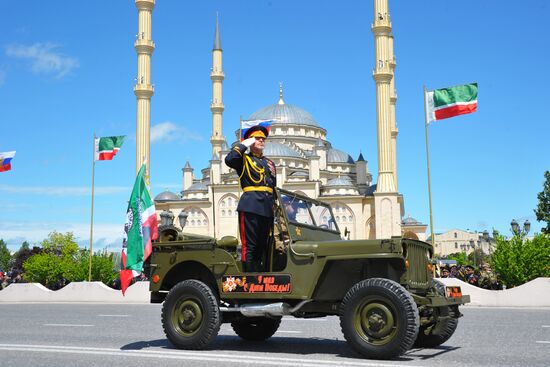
[224,125,276,272]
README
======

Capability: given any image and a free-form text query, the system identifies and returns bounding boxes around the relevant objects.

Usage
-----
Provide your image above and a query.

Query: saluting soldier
[225,125,276,272]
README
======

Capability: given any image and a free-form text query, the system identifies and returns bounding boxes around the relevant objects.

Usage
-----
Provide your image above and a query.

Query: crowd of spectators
[0,269,24,289]
[436,263,503,290]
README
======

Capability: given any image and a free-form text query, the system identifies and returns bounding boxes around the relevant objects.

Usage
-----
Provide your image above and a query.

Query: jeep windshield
[279,191,339,233]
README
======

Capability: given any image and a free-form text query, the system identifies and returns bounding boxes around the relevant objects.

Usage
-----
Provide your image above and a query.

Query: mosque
[134,0,427,241]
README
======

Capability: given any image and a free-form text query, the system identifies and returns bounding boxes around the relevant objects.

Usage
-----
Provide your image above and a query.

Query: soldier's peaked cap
[244,125,269,139]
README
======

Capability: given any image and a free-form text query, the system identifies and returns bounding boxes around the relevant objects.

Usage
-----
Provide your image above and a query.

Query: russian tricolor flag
[240,119,273,140]
[0,151,16,172]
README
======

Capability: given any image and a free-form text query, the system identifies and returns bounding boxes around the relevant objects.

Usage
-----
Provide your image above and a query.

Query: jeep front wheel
[231,316,282,341]
[161,279,220,349]
[340,278,419,360]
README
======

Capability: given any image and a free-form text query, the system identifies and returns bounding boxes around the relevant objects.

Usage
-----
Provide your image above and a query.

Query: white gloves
[241,137,256,148]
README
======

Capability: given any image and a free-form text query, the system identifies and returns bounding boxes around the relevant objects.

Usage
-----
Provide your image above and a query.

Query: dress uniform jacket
[225,143,277,218]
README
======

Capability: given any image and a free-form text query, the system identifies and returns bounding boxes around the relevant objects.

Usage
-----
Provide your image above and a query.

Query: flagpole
[423,86,436,252]
[89,133,96,281]
[237,116,243,240]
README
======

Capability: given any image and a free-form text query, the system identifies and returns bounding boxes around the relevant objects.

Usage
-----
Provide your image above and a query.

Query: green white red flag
[94,136,125,161]
[426,83,478,123]
[120,163,158,295]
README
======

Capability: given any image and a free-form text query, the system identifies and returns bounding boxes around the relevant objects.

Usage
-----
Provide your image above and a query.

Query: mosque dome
[402,216,422,225]
[186,181,209,192]
[327,148,355,164]
[155,190,180,201]
[326,176,354,187]
[264,142,303,158]
[249,103,319,127]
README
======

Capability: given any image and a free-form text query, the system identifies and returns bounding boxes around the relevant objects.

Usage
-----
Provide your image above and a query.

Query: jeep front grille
[404,241,431,289]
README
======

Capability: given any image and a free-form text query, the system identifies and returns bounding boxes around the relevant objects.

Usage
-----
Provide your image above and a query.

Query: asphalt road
[0,304,548,367]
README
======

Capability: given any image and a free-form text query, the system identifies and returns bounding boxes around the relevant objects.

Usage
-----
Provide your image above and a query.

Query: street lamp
[510,219,531,237]
[178,210,189,229]
[160,210,174,227]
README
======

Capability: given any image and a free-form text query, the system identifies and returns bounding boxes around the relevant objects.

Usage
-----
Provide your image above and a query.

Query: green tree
[23,231,118,288]
[490,233,550,287]
[535,171,550,234]
[446,252,468,265]
[0,239,11,271]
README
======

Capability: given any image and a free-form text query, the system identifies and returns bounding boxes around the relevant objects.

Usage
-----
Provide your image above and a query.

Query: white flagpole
[423,86,436,251]
[88,134,96,281]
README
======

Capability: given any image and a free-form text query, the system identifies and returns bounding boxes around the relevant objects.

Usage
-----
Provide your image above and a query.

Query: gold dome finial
[278,82,285,105]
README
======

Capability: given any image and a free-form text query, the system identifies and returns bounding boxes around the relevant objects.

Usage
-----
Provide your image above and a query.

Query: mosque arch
[218,193,238,218]
[365,215,376,240]
[330,202,355,238]
[183,206,209,230]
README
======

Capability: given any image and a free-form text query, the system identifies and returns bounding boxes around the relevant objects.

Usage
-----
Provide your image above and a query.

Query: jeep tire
[340,278,419,360]
[414,280,459,348]
[161,279,220,349]
[231,316,282,341]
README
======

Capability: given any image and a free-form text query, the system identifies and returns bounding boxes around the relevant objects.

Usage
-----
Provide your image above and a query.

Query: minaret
[389,35,398,189]
[210,15,225,158]
[372,0,402,238]
[134,0,155,175]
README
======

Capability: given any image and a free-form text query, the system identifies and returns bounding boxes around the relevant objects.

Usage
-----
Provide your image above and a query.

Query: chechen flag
[427,83,478,123]
[0,151,16,172]
[240,119,273,141]
[94,136,125,161]
[120,163,158,295]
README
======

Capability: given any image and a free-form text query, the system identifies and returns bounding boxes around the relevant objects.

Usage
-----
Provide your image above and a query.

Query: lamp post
[510,219,531,237]
[178,210,189,230]
[482,230,492,254]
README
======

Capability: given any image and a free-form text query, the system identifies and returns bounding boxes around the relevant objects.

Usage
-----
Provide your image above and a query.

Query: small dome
[264,142,302,158]
[289,171,309,177]
[326,176,354,187]
[328,148,355,164]
[155,190,180,201]
[249,103,319,127]
[186,181,208,192]
[402,215,422,225]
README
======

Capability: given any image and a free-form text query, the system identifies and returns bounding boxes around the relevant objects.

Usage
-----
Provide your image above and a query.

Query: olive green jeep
[149,188,469,360]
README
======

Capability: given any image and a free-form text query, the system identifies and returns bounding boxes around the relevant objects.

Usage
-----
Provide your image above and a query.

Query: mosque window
[203,220,207,226]
[222,210,226,216]
[455,242,458,248]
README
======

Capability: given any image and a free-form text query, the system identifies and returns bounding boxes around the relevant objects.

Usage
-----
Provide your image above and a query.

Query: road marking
[0,343,427,367]
[98,315,130,317]
[536,341,550,344]
[542,325,550,328]
[43,324,94,327]
[276,330,301,334]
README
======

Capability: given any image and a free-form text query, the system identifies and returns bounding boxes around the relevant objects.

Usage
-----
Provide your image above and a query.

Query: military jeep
[149,188,469,360]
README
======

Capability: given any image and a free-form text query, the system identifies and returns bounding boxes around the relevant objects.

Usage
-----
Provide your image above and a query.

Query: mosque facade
[148,1,427,241]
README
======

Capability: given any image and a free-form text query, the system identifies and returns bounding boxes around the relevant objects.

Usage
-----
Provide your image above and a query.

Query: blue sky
[1,0,549,251]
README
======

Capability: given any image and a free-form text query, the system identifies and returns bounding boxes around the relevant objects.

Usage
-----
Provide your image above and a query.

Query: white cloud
[0,184,129,196]
[150,121,203,143]
[1,221,124,250]
[5,42,79,78]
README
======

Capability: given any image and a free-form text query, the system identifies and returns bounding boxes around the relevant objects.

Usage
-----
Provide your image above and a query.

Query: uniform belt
[243,186,273,194]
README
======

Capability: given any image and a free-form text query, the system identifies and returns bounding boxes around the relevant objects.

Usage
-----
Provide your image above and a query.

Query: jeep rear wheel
[231,316,282,341]
[340,278,419,360]
[414,280,459,348]
[161,279,220,349]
